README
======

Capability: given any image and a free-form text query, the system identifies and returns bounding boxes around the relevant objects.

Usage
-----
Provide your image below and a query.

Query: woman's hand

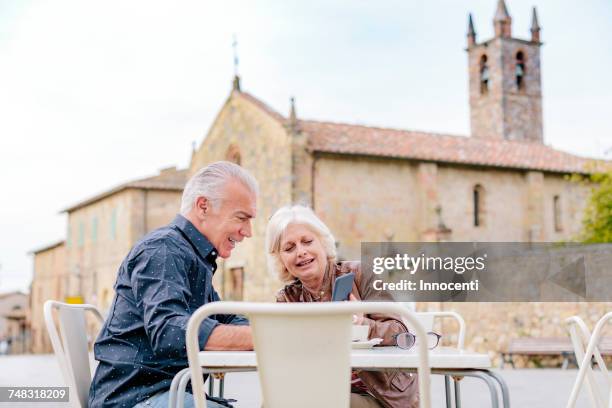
[349,293,365,325]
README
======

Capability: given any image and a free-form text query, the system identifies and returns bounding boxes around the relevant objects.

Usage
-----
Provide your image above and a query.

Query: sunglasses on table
[392,331,442,350]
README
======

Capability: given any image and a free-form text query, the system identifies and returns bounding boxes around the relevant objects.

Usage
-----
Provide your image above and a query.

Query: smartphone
[332,272,355,301]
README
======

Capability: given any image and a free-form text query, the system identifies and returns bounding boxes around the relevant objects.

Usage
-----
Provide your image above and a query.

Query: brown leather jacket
[275,261,419,408]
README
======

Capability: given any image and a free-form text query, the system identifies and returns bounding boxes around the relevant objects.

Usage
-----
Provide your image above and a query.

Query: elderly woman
[266,205,419,408]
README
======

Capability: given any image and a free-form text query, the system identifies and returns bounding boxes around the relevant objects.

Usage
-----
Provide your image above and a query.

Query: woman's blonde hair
[266,205,337,282]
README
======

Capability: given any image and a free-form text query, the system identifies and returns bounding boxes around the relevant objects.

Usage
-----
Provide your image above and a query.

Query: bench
[501,337,612,369]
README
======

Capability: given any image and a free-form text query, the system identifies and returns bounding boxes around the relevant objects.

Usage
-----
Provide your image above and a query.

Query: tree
[580,171,612,243]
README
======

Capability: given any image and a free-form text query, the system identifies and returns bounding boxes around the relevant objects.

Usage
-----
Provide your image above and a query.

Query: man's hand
[205,325,253,350]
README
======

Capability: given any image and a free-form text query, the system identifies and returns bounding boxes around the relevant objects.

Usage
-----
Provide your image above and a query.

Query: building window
[515,51,526,91]
[92,269,97,295]
[473,184,485,227]
[479,55,489,95]
[63,275,69,297]
[91,217,98,243]
[110,208,117,240]
[553,195,563,232]
[225,144,242,165]
[78,221,85,247]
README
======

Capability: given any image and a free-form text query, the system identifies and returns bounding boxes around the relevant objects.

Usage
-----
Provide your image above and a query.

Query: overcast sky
[1,0,611,293]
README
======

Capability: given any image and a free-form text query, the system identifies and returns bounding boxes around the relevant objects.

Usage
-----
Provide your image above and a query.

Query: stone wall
[468,36,543,142]
[313,154,420,260]
[420,301,612,367]
[542,173,591,241]
[436,165,527,241]
[312,154,590,253]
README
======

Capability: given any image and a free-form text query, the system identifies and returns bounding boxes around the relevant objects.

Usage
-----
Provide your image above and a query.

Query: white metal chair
[566,316,609,408]
[413,310,474,407]
[414,311,466,350]
[567,312,612,408]
[44,300,104,408]
[169,306,452,408]
[185,301,432,408]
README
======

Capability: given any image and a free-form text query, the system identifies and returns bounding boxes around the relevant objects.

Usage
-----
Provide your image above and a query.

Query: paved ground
[0,353,606,407]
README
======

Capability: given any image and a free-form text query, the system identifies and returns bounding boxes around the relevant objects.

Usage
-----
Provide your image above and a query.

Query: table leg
[454,377,462,408]
[208,374,214,396]
[461,372,499,408]
[202,367,257,398]
[445,375,452,408]
[434,370,500,408]
[482,370,510,408]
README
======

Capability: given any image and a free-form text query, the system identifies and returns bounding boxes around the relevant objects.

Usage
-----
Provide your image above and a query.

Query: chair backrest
[186,301,431,408]
[44,300,104,408]
[251,311,351,408]
[401,308,466,350]
[566,315,610,408]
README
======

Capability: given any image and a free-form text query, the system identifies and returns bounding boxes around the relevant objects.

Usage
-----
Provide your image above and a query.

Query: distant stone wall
[420,302,612,368]
[30,244,65,353]
[0,293,28,353]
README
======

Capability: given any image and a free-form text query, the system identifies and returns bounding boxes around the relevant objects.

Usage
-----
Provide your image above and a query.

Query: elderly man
[89,161,257,408]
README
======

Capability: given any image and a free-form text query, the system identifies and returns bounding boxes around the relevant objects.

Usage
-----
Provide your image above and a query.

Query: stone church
[191,1,598,302]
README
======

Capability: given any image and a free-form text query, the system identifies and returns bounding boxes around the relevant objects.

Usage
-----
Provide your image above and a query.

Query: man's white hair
[180,161,259,216]
[266,205,337,282]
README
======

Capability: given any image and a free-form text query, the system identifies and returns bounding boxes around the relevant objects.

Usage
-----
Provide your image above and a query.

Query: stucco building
[29,241,66,353]
[0,291,28,354]
[61,166,187,311]
[30,167,186,352]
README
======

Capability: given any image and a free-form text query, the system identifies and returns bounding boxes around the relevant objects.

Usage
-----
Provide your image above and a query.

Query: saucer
[351,338,383,349]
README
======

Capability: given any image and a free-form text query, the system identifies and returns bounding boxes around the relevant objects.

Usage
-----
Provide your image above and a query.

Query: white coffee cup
[352,325,369,342]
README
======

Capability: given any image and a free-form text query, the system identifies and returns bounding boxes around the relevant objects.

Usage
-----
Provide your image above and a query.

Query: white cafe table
[170,347,510,408]
[197,346,489,369]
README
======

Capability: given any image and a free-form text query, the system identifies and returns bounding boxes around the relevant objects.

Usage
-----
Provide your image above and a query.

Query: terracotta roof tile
[231,91,609,173]
[301,120,609,174]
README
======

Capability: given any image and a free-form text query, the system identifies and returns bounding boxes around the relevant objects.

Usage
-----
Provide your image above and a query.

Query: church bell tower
[467,0,543,143]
